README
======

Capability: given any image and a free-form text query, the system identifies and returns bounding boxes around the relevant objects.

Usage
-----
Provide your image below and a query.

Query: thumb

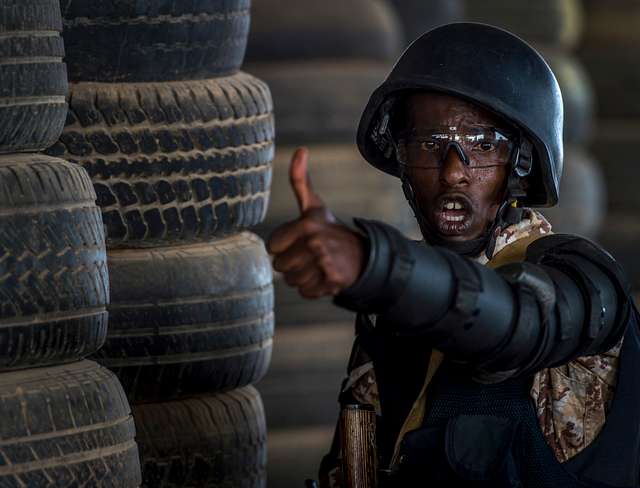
[289,147,324,214]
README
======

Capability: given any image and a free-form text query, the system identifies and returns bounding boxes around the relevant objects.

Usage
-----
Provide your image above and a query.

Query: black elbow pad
[482,234,631,376]
[526,234,631,356]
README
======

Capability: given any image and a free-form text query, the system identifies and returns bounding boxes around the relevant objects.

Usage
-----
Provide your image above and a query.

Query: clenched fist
[267,148,366,299]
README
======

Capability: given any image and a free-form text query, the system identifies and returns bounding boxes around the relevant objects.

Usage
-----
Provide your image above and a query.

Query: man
[268,23,640,487]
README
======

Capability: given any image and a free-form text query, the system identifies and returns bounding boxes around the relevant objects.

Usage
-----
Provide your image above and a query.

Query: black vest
[374,304,640,487]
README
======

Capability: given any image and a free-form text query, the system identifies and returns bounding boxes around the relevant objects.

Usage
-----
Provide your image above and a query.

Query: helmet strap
[398,135,532,259]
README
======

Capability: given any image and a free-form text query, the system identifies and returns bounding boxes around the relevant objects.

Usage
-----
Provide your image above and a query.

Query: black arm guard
[335,219,631,377]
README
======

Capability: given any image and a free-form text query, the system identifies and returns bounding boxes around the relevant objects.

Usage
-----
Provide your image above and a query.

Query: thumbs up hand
[267,148,366,299]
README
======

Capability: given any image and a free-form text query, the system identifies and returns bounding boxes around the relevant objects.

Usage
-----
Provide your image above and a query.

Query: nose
[439,144,470,187]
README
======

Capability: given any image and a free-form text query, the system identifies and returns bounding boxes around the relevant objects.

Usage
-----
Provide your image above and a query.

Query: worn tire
[61,0,250,82]
[134,386,266,487]
[96,233,273,403]
[540,50,594,144]
[0,360,141,486]
[387,0,463,45]
[245,0,402,63]
[0,154,109,371]
[462,0,583,49]
[587,120,640,214]
[257,144,419,239]
[578,2,640,118]
[540,146,605,239]
[47,73,274,248]
[0,0,68,153]
[272,273,355,328]
[598,214,640,290]
[246,61,387,144]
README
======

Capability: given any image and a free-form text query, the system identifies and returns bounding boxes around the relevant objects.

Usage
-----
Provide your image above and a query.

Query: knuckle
[301,218,318,234]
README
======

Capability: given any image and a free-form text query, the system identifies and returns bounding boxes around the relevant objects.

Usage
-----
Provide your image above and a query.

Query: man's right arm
[335,219,631,379]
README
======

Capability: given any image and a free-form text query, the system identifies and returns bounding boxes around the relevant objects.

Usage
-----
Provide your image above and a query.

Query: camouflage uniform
[339,209,622,473]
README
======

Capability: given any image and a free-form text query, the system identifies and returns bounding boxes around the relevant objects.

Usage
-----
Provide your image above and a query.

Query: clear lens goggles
[396,125,517,169]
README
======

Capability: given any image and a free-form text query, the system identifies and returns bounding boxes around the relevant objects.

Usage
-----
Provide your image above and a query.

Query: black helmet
[357,22,563,207]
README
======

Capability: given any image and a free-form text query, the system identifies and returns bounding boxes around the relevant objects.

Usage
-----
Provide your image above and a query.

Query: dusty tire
[96,233,274,402]
[598,215,640,290]
[540,146,605,239]
[134,386,267,487]
[387,0,463,45]
[0,0,68,153]
[586,120,640,214]
[540,50,594,144]
[272,273,355,328]
[257,144,419,239]
[246,61,387,144]
[578,2,640,118]
[245,0,402,63]
[0,360,141,486]
[462,0,583,49]
[0,154,109,371]
[61,0,250,82]
[47,73,274,248]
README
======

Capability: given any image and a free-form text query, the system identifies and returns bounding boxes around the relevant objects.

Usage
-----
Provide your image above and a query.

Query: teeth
[443,200,465,211]
[444,215,465,222]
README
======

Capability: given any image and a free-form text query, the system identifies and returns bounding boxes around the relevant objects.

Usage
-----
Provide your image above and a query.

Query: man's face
[402,92,511,242]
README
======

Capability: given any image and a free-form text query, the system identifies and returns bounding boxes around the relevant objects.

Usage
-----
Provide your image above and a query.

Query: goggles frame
[395,125,518,170]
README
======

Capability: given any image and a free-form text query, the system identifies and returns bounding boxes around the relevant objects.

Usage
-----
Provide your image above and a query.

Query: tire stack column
[48,1,275,486]
[578,0,640,289]
[244,0,416,484]
[455,0,604,238]
[0,0,141,485]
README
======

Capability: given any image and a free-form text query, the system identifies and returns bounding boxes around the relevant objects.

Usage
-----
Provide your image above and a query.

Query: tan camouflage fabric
[530,339,622,462]
[343,208,622,465]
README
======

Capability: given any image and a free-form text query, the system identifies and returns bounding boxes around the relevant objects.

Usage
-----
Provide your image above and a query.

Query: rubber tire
[597,214,640,290]
[539,50,594,144]
[387,0,463,45]
[0,360,141,486]
[587,120,640,214]
[60,0,250,82]
[96,232,274,403]
[256,144,419,240]
[47,72,274,248]
[578,2,640,118]
[462,0,583,49]
[0,0,68,153]
[540,146,605,239]
[272,273,355,328]
[134,386,266,488]
[0,154,109,371]
[245,61,387,144]
[245,0,402,63]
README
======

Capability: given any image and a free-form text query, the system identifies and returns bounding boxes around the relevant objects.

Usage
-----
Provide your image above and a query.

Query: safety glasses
[396,125,517,169]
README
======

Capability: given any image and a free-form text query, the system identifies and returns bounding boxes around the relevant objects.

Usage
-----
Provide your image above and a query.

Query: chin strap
[397,131,533,260]
[400,173,527,260]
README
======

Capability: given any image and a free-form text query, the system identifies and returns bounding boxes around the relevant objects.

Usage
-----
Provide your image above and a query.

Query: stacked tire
[244,1,417,485]
[247,0,418,327]
[47,1,274,486]
[458,0,604,238]
[578,0,640,289]
[0,1,140,485]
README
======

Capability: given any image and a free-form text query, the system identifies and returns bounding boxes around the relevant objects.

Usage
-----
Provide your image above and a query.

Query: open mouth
[433,194,474,235]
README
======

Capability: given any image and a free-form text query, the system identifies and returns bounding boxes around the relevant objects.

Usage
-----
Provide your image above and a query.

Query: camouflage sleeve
[530,337,623,463]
